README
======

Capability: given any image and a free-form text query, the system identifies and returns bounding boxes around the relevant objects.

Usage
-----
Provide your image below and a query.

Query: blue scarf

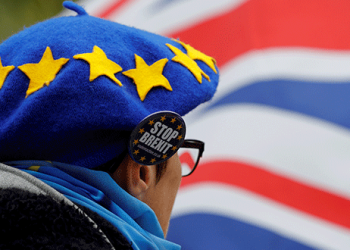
[6,160,180,250]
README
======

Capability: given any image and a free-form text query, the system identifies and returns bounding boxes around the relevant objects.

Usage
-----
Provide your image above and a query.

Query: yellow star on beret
[123,54,172,101]
[18,47,69,97]
[174,40,217,73]
[166,43,210,83]
[0,58,15,90]
[73,45,123,86]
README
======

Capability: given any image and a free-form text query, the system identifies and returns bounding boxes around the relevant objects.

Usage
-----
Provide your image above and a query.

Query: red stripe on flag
[167,0,350,67]
[179,152,195,169]
[96,0,132,19]
[180,160,350,230]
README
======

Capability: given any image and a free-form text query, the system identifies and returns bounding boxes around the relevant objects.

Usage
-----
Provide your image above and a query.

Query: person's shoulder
[0,186,133,249]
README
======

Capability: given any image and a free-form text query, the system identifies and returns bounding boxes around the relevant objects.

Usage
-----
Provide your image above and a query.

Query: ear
[111,155,156,200]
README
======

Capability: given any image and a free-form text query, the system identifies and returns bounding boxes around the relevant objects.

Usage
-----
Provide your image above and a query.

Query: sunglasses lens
[178,147,200,176]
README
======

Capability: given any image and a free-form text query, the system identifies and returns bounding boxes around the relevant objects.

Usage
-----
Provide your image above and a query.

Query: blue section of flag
[167,213,317,250]
[207,79,350,129]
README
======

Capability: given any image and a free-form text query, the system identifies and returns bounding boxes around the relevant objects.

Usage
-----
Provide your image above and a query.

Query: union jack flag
[69,0,350,249]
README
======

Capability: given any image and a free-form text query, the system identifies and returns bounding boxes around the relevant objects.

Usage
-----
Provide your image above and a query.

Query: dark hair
[155,161,167,183]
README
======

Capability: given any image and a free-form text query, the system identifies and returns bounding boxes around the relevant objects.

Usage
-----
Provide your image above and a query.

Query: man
[0,1,218,249]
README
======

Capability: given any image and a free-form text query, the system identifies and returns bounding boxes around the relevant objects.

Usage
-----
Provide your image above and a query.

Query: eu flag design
[74,0,350,249]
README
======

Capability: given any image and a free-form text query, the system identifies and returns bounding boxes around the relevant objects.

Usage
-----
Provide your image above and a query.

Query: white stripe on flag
[207,48,350,105]
[100,0,247,34]
[173,184,350,250]
[184,106,350,199]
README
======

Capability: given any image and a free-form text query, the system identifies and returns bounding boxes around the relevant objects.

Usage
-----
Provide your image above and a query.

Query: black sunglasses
[96,139,205,177]
[178,139,204,177]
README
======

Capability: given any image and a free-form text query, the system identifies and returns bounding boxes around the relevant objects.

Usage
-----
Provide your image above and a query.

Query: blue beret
[0,1,219,169]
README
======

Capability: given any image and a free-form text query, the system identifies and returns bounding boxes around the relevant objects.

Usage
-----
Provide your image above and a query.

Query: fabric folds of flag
[69,0,350,249]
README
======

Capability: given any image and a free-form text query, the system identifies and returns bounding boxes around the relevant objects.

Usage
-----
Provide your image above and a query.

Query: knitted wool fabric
[0,1,219,168]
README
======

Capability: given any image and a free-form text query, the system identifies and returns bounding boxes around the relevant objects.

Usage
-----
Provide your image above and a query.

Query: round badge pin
[128,111,186,165]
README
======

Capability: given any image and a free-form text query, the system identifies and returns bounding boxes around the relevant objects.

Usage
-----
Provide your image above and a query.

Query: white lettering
[163,143,173,154]
[159,141,169,152]
[150,137,161,149]
[161,127,173,140]
[157,124,168,137]
[167,130,179,142]
[154,139,165,151]
[139,132,150,143]
[145,135,156,146]
[150,122,162,134]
